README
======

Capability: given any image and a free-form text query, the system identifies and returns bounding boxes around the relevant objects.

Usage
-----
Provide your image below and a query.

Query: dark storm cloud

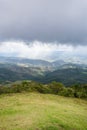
[0,0,87,45]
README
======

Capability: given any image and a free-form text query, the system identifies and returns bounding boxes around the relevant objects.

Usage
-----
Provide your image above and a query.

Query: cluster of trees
[0,81,87,98]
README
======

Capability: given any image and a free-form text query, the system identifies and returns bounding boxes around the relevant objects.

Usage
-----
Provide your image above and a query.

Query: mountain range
[0,56,87,86]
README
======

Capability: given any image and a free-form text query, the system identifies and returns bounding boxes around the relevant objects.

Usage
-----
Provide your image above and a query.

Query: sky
[0,0,87,61]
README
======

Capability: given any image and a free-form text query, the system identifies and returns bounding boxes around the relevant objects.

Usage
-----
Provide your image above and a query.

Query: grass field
[0,92,87,130]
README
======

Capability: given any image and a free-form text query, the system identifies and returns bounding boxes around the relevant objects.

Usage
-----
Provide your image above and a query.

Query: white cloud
[0,41,87,61]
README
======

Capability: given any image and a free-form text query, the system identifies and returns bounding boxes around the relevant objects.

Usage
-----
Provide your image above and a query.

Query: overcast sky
[0,0,87,60]
[0,0,87,45]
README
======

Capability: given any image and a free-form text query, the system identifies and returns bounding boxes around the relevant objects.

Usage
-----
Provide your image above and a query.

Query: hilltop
[0,92,87,130]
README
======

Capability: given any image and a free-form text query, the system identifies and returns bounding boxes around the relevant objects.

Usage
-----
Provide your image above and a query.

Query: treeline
[0,81,87,98]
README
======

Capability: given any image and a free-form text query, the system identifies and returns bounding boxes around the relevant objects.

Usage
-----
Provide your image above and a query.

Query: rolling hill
[41,68,87,86]
[0,57,87,85]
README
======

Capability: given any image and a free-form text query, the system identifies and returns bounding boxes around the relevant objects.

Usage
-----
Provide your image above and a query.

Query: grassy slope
[0,93,87,130]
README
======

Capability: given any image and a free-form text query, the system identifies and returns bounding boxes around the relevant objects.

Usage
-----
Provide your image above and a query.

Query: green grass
[0,93,87,130]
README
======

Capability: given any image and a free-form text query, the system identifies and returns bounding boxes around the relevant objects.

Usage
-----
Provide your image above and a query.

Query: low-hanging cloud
[0,41,87,61]
[0,41,73,59]
[0,0,87,45]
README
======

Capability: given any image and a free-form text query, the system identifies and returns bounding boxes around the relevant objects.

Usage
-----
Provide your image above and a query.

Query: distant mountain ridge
[0,56,86,68]
[0,56,67,71]
[0,56,87,85]
[0,56,52,66]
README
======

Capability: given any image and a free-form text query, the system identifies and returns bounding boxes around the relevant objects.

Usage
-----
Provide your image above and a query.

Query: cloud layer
[0,41,87,62]
[0,0,87,45]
